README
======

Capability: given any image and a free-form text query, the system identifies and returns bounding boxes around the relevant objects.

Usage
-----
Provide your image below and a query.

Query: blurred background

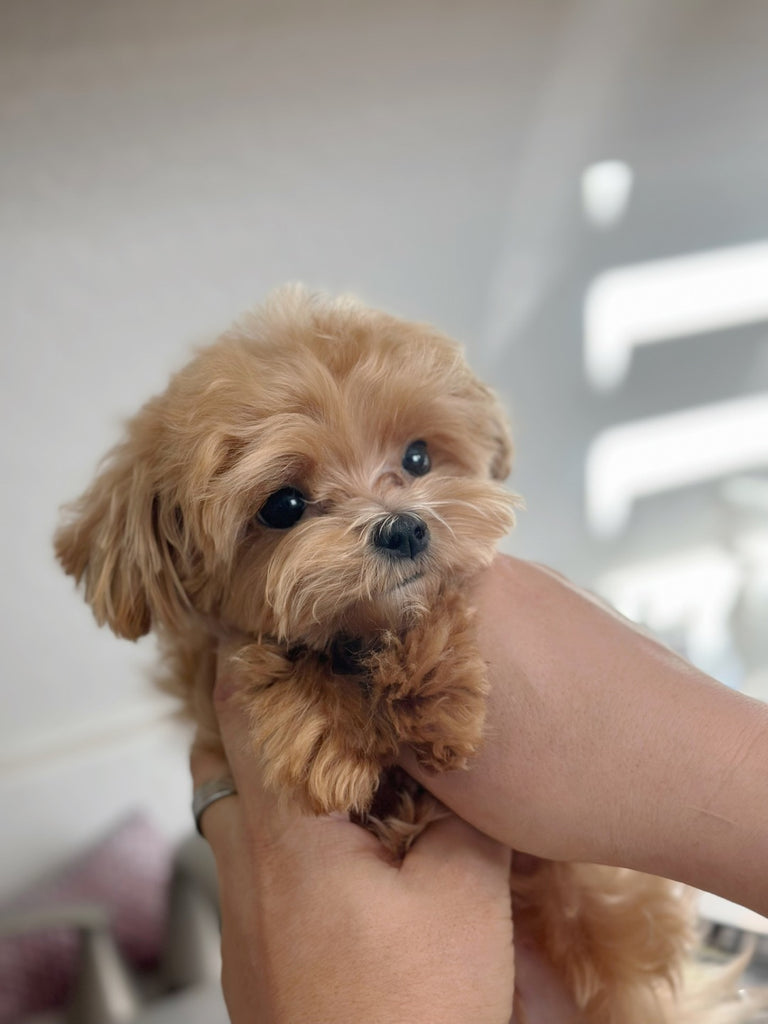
[2,0,768,1019]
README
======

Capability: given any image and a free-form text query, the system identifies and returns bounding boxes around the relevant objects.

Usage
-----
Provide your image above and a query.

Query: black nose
[372,514,430,560]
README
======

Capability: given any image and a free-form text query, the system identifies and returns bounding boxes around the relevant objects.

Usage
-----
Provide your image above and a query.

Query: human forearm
[623,671,768,915]
[403,556,768,915]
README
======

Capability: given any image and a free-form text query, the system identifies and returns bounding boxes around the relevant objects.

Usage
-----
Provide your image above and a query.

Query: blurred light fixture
[585,393,768,536]
[580,159,634,230]
[584,241,768,390]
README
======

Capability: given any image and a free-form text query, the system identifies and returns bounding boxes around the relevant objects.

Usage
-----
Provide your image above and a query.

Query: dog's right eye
[257,487,307,529]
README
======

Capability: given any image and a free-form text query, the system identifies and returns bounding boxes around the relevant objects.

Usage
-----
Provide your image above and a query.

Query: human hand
[191,648,516,1024]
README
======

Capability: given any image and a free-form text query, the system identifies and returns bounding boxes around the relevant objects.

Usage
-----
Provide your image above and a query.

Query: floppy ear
[458,374,513,481]
[55,436,189,640]
[486,392,513,481]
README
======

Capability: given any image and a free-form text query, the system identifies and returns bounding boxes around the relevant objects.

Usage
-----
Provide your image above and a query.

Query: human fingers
[189,735,243,869]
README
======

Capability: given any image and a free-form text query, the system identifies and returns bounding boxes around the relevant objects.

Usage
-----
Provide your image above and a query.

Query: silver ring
[193,775,238,835]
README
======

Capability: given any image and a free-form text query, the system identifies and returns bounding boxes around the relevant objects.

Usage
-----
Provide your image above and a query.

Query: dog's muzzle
[371,513,430,560]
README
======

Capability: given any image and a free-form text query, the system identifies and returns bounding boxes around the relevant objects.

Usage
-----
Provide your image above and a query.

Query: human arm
[402,555,768,916]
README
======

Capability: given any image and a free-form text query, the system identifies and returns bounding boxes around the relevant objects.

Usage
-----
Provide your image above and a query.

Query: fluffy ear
[486,393,513,481]
[55,440,188,640]
[459,374,513,481]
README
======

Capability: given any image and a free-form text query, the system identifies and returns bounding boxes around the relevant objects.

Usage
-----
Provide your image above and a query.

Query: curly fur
[55,288,759,1023]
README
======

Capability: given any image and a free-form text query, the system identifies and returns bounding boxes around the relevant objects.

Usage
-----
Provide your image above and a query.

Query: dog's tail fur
[511,861,768,1024]
[666,940,768,1024]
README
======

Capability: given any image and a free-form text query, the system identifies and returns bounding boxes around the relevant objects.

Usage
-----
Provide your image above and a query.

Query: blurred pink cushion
[0,813,172,1023]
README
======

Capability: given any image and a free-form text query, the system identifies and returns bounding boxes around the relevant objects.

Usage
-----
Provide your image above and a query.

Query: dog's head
[55,289,517,648]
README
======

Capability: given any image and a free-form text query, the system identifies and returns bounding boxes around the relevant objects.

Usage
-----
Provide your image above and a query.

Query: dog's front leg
[228,640,398,816]
[367,590,489,772]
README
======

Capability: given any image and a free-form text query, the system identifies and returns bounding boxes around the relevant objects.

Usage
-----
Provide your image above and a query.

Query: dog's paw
[255,709,386,815]
[300,752,382,816]
[368,594,489,772]
[235,640,394,815]
[254,695,387,815]
[403,703,485,773]
[383,668,487,772]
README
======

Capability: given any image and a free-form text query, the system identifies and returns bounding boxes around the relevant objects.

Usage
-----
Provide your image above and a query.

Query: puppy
[55,288,749,1023]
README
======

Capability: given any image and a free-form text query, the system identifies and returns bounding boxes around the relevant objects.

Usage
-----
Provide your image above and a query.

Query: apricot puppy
[56,288,516,817]
[57,289,735,1024]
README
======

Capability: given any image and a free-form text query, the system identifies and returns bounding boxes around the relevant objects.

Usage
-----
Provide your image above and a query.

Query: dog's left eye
[402,440,431,476]
[257,487,307,529]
